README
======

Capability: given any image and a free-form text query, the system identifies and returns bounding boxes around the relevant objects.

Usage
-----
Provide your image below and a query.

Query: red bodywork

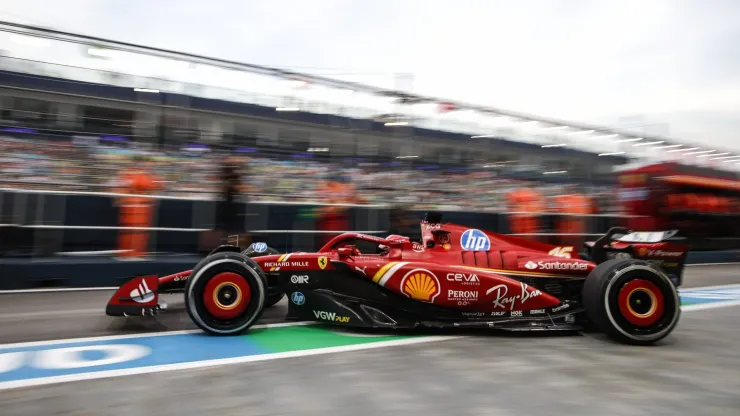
[106,218,693,318]
[108,221,607,315]
[249,222,599,312]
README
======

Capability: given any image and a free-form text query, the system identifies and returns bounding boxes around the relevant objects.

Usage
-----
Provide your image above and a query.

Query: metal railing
[0,187,638,260]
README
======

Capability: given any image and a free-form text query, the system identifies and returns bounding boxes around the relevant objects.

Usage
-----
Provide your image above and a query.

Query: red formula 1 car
[106,213,689,345]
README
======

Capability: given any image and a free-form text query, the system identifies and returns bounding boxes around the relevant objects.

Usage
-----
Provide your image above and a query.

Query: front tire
[185,251,268,335]
[582,259,681,345]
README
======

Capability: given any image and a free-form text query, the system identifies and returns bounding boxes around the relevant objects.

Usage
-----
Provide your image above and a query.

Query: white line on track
[0,287,117,294]
[0,287,738,392]
[0,321,314,350]
[2,283,739,349]
[0,334,462,391]
[681,300,740,311]
[0,309,102,320]
[0,282,738,349]
[680,283,740,292]
[686,262,740,267]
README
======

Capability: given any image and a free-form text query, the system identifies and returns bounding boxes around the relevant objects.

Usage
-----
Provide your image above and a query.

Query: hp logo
[252,242,268,253]
[460,229,491,251]
[291,292,305,306]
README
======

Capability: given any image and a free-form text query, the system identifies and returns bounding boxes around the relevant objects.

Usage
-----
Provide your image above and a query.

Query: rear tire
[582,259,680,345]
[185,251,268,335]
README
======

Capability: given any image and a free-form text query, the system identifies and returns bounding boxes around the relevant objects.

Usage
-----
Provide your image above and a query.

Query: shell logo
[400,269,440,303]
[638,247,648,257]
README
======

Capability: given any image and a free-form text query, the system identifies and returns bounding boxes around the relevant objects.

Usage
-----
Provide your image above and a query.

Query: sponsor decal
[552,303,570,313]
[172,272,189,282]
[490,311,506,317]
[130,280,154,304]
[524,260,588,272]
[548,246,573,259]
[424,223,441,230]
[646,249,683,258]
[529,309,546,315]
[460,229,491,251]
[264,261,310,268]
[412,242,425,252]
[318,256,328,270]
[290,292,305,305]
[486,282,542,310]
[443,243,451,250]
[447,289,478,306]
[510,311,523,317]
[290,275,309,284]
[400,269,441,303]
[313,310,350,323]
[462,311,486,317]
[354,266,367,276]
[638,247,648,257]
[251,242,268,253]
[446,273,480,286]
[564,314,576,324]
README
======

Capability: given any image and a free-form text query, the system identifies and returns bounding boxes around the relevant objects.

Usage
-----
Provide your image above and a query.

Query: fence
[2,187,740,289]
[0,187,634,258]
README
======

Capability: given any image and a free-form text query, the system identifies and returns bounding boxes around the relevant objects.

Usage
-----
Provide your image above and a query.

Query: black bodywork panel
[273,261,585,331]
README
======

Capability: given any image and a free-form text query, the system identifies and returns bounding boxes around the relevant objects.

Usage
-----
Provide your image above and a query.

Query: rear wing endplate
[615,230,679,243]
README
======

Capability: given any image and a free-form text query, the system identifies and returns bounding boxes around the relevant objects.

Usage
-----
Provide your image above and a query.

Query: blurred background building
[2,21,740,260]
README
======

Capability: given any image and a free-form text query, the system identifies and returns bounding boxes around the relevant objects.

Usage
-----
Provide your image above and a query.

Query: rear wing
[584,227,687,263]
[614,230,679,244]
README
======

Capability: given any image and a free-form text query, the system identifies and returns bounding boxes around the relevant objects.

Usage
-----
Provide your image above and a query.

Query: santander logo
[523,260,588,272]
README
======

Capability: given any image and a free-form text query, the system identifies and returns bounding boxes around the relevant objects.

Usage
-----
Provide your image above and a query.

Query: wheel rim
[617,279,664,327]
[203,272,251,319]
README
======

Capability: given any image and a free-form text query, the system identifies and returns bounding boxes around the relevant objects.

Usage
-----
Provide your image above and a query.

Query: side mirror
[337,245,360,258]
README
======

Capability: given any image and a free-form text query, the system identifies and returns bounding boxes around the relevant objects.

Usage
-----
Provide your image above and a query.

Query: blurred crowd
[0,136,622,214]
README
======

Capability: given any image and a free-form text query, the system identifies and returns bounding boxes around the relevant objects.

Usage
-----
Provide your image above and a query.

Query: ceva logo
[525,261,538,270]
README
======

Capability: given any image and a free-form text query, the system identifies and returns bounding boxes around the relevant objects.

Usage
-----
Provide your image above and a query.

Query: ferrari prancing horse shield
[318,256,328,270]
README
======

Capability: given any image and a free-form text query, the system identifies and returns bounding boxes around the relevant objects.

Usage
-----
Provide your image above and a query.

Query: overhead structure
[0,20,737,170]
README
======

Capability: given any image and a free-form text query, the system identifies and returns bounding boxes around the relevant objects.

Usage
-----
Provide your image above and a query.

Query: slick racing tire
[582,258,681,345]
[241,244,285,308]
[185,251,268,335]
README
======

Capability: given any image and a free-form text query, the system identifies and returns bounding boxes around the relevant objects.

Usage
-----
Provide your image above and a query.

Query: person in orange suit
[316,172,353,247]
[507,186,543,241]
[116,157,160,259]
[554,188,592,248]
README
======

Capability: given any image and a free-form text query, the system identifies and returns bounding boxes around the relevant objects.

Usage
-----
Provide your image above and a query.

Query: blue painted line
[1,285,740,391]
[679,286,740,305]
[0,333,265,384]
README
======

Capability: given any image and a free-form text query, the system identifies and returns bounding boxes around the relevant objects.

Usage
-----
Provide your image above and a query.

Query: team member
[116,156,160,259]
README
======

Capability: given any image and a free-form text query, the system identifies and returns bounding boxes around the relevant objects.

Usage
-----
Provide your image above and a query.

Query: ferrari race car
[106,213,690,345]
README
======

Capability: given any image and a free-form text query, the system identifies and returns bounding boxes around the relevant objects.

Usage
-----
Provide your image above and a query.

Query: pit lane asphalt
[0,264,739,415]
[0,264,735,345]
